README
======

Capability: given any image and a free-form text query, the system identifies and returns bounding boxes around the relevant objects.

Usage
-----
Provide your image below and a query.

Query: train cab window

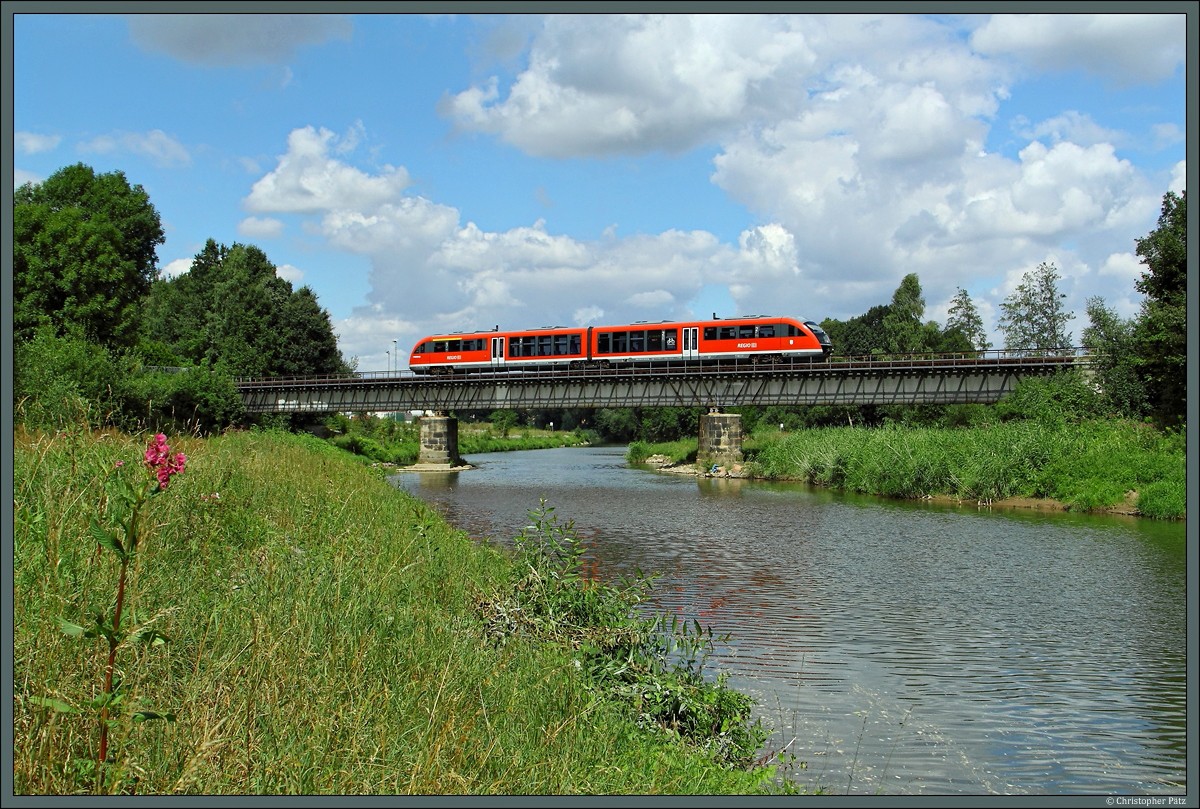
[416,342,430,354]
[757,325,775,338]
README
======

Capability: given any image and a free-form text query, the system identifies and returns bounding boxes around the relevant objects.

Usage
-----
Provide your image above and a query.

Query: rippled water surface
[391,446,1188,795]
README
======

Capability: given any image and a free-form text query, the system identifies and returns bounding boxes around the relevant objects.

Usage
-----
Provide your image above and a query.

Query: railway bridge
[236,351,1088,467]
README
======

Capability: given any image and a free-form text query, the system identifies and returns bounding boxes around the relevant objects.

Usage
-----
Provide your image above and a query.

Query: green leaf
[28,695,79,714]
[131,626,169,647]
[132,710,177,723]
[89,519,126,559]
[58,617,88,637]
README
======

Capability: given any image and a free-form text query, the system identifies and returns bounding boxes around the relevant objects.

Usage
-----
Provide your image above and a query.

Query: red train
[409,314,832,374]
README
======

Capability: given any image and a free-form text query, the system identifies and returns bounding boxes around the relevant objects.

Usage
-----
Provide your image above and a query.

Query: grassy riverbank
[632,419,1187,520]
[13,426,792,796]
[329,417,592,466]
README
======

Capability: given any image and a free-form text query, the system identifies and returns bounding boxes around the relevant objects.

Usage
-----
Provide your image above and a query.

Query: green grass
[627,439,698,467]
[13,426,792,795]
[745,419,1186,519]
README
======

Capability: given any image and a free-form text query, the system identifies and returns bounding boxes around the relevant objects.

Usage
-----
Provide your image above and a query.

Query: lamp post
[386,350,390,376]
[393,340,398,375]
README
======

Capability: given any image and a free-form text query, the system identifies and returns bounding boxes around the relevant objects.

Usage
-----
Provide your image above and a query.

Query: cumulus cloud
[970,14,1186,85]
[245,126,411,214]
[238,216,285,239]
[128,14,352,66]
[159,258,193,279]
[15,131,61,154]
[78,129,191,167]
[276,264,304,285]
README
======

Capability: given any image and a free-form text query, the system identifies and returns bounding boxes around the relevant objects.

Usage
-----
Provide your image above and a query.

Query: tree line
[14,163,350,433]
[12,162,1185,434]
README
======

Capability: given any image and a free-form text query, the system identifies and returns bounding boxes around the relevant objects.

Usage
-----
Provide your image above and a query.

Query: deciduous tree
[998,262,1074,353]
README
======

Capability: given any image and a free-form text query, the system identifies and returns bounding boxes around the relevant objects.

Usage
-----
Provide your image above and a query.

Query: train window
[719,326,737,340]
[738,325,755,339]
[538,335,553,356]
[433,341,447,352]
[647,330,663,351]
[665,330,678,350]
[554,334,569,355]
[629,331,645,352]
[598,333,611,353]
[757,325,775,338]
[703,327,717,340]
[416,342,429,354]
[612,332,628,352]
[447,340,461,352]
[570,334,581,354]
[508,338,521,357]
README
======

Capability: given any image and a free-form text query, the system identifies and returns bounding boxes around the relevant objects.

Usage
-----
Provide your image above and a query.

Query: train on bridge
[409,314,832,374]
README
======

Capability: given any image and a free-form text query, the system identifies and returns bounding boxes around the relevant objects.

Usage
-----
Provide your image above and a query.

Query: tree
[882,273,929,355]
[14,164,164,348]
[944,287,991,353]
[998,262,1074,353]
[1081,296,1146,419]
[1133,190,1186,426]
[140,240,350,377]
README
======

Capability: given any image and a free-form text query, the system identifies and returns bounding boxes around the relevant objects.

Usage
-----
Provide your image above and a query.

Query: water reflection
[390,447,1187,795]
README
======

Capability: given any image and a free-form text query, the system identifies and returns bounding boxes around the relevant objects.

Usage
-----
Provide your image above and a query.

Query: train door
[682,327,699,360]
[491,336,505,368]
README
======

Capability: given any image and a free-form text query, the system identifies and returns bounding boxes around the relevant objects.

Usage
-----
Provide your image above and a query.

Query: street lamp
[393,340,398,375]
[386,350,391,376]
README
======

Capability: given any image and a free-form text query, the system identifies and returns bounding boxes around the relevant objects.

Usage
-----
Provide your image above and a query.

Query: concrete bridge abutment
[698,409,743,468]
[417,413,463,467]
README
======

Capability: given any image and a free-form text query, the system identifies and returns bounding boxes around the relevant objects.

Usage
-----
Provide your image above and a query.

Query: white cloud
[78,129,191,167]
[1013,111,1126,148]
[13,168,41,188]
[15,131,61,154]
[970,14,1185,85]
[128,14,352,67]
[276,263,304,285]
[238,216,285,239]
[160,258,193,279]
[244,126,411,214]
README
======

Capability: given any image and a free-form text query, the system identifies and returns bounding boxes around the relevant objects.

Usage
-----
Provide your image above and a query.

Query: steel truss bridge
[236,351,1090,414]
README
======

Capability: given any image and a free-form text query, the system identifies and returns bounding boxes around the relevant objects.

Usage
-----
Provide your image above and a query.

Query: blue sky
[10,10,1191,372]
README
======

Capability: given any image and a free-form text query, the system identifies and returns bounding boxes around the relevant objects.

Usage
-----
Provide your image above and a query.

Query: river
[389,445,1187,796]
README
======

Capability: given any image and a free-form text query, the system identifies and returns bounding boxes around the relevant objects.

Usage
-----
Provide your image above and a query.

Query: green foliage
[479,502,770,768]
[747,418,1185,519]
[882,273,928,355]
[998,261,1074,353]
[1133,190,1186,426]
[627,439,697,466]
[992,372,1103,425]
[944,287,991,352]
[13,328,128,430]
[1081,296,1147,419]
[14,164,165,350]
[141,239,349,378]
[490,409,519,437]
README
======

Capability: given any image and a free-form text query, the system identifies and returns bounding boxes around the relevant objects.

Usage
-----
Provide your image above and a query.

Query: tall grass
[747,420,1186,518]
[14,427,784,795]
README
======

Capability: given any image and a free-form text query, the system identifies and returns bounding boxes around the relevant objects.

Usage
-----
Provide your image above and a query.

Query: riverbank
[12,427,790,796]
[632,418,1186,520]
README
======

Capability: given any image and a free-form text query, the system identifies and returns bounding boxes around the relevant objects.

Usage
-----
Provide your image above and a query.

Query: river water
[389,446,1188,796]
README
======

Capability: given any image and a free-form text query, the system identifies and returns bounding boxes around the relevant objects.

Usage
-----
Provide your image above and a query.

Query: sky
[9,8,1192,373]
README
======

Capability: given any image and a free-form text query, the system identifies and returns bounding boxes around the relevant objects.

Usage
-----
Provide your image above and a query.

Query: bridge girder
[237,357,1081,414]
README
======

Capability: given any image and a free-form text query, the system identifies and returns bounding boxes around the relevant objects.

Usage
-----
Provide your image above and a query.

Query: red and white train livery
[409,315,832,374]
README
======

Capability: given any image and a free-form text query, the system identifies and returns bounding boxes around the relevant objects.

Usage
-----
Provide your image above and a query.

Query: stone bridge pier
[697,409,743,469]
[417,413,463,467]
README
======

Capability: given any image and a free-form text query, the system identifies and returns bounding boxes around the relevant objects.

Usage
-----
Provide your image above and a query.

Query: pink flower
[143,435,186,490]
